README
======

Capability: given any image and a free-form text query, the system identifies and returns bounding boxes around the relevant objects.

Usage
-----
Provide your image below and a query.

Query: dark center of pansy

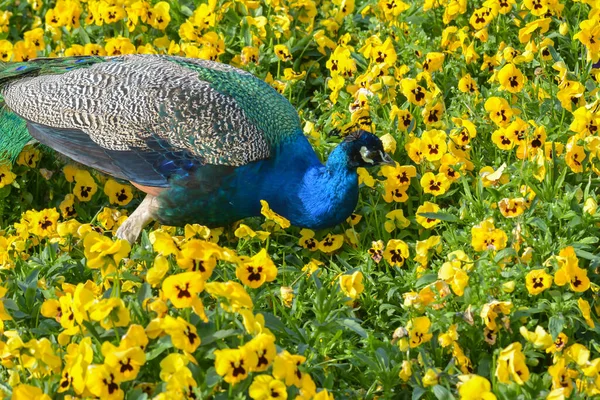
[119,358,134,373]
[176,283,191,298]
[247,266,263,281]
[231,360,246,377]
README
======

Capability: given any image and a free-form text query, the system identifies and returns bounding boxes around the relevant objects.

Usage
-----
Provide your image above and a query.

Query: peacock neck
[261,135,359,230]
[154,133,360,229]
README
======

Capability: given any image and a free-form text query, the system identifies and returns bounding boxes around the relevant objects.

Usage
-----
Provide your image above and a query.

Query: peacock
[0,54,393,242]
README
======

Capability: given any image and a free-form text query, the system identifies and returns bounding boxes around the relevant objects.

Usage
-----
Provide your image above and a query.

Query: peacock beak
[378,151,395,166]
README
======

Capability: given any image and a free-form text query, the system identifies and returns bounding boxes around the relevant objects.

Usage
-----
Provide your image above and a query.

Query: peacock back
[0,55,302,188]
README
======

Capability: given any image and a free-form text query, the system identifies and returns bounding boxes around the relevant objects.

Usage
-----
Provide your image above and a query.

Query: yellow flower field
[0,0,599,398]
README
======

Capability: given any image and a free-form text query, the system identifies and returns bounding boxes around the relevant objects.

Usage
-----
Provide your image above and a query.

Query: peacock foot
[116,194,159,243]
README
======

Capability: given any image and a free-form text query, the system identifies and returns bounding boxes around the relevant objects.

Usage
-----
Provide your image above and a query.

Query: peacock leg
[116,194,159,243]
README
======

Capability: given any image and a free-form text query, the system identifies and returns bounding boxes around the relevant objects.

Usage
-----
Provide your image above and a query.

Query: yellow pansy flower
[272,350,306,387]
[85,364,124,399]
[274,44,292,61]
[484,97,513,127]
[420,172,451,196]
[246,333,277,372]
[101,341,146,383]
[416,201,442,229]
[105,37,136,56]
[471,219,507,252]
[214,346,258,384]
[12,384,52,400]
[400,78,428,106]
[205,281,253,312]
[249,374,288,400]
[318,233,344,253]
[457,375,496,400]
[83,231,131,270]
[89,297,130,330]
[423,52,445,72]
[339,270,364,299]
[384,209,410,233]
[525,269,552,295]
[13,40,37,62]
[0,40,13,61]
[553,246,590,292]
[383,239,409,267]
[176,239,220,279]
[578,298,595,328]
[439,259,469,296]
[73,170,98,202]
[495,342,529,385]
[148,1,170,30]
[162,271,205,308]
[104,179,133,206]
[162,315,201,353]
[30,208,60,238]
[236,248,278,289]
[407,316,433,348]
[260,200,290,229]
[16,145,41,168]
[519,325,553,350]
[420,129,447,162]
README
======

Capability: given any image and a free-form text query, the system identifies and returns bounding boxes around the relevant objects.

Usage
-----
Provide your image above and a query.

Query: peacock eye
[359,146,375,164]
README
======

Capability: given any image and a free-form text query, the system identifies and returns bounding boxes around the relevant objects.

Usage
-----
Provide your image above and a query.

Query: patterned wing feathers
[1,55,273,180]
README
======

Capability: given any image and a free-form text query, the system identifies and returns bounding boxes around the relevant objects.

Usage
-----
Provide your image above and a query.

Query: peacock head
[340,130,395,168]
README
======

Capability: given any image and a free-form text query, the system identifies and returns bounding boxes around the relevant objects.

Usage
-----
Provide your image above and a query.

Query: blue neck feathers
[259,134,359,229]
[156,132,360,229]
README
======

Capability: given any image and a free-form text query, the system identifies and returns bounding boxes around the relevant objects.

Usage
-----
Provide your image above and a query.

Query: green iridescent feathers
[0,56,105,85]
[170,57,301,147]
[0,105,30,163]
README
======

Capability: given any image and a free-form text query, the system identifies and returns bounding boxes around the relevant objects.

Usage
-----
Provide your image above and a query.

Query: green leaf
[137,282,152,303]
[375,347,390,369]
[576,237,599,245]
[549,315,564,340]
[0,185,11,199]
[146,336,173,361]
[125,389,148,400]
[201,329,239,346]
[528,217,549,232]
[76,26,91,44]
[477,354,492,377]
[120,272,143,283]
[547,45,563,62]
[585,79,597,92]
[339,318,368,338]
[513,306,547,319]
[412,386,426,400]
[263,312,293,338]
[180,5,194,16]
[81,320,103,344]
[494,248,517,263]
[433,385,455,400]
[575,249,600,262]
[205,367,221,388]
[354,352,378,370]
[417,212,458,222]
[416,273,438,288]
[312,273,323,289]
